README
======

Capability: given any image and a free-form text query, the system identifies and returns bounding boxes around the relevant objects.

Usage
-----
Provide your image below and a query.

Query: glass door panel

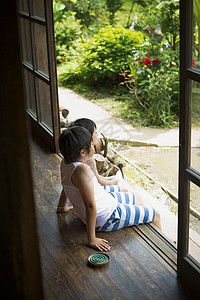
[193,0,200,70]
[191,80,200,171]
[32,0,45,19]
[189,182,200,264]
[19,18,33,66]
[37,78,53,130]
[23,69,36,117]
[33,23,49,77]
[17,0,29,13]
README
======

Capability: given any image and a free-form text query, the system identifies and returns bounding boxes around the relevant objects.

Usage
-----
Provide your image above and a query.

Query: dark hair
[69,118,96,137]
[59,126,92,163]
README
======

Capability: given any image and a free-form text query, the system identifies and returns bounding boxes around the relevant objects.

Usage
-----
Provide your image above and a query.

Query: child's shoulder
[75,162,91,172]
[72,162,93,182]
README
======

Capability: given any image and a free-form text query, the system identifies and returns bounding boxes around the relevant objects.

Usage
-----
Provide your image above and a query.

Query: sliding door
[17,0,59,151]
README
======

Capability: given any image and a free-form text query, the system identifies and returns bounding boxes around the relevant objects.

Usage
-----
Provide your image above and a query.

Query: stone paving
[59,87,200,147]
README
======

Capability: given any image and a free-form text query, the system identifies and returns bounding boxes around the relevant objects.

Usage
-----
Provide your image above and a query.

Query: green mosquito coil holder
[88,253,110,268]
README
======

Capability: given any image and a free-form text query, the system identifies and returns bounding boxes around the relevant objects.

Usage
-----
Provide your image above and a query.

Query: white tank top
[61,160,117,227]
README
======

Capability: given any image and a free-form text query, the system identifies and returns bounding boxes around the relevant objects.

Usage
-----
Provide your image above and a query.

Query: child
[58,126,161,251]
[69,118,122,190]
[57,117,143,213]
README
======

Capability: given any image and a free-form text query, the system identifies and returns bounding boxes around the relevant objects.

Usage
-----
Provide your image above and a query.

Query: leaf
[56,3,66,11]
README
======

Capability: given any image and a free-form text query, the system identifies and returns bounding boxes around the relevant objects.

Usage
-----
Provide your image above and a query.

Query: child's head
[69,118,99,145]
[59,126,93,163]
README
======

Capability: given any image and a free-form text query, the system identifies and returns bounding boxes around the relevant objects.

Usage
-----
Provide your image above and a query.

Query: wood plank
[107,229,192,299]
[36,210,102,300]
[133,225,177,270]
[56,213,148,300]
[97,230,171,299]
[35,191,128,299]
[40,238,80,300]
[42,277,57,300]
[31,139,198,300]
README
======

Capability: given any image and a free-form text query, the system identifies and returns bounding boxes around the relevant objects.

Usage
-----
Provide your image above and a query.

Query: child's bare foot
[57,204,73,213]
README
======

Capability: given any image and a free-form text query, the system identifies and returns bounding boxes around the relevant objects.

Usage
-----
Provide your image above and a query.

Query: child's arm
[87,157,119,186]
[72,164,111,252]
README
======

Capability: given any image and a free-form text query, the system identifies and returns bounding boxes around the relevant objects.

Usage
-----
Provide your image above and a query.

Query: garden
[54,0,200,127]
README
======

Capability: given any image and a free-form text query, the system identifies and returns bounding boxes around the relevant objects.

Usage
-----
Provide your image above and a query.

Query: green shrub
[54,16,82,63]
[142,70,179,126]
[77,25,146,85]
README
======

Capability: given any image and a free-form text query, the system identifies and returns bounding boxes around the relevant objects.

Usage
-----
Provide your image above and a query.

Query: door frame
[178,0,200,293]
[17,0,60,152]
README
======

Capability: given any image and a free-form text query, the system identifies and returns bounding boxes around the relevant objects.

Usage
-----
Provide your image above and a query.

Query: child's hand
[89,238,111,252]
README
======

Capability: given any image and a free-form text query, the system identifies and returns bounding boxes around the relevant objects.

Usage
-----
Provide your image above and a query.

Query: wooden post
[0,1,43,299]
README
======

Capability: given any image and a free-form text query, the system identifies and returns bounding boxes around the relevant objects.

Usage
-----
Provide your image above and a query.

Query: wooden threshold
[31,138,197,299]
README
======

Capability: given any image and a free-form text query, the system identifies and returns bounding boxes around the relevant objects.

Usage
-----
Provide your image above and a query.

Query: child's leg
[103,179,132,193]
[103,185,120,192]
[57,188,73,213]
[98,203,161,232]
[109,191,135,205]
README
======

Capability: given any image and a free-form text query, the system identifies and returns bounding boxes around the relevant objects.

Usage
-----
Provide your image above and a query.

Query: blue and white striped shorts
[104,185,120,193]
[104,184,135,205]
[97,189,155,232]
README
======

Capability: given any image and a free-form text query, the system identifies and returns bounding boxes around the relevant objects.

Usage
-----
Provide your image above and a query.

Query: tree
[106,0,124,25]
[157,0,179,51]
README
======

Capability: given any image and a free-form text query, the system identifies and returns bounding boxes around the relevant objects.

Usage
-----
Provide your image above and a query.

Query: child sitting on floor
[58,126,161,251]
[57,118,145,213]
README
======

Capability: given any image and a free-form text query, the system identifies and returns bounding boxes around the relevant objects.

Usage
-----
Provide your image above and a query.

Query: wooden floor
[31,139,197,300]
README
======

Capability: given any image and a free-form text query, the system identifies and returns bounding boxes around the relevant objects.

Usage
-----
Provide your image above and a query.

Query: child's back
[61,160,117,227]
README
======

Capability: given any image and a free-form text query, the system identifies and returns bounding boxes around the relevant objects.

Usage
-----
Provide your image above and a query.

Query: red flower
[192,58,196,68]
[147,26,150,34]
[143,56,151,66]
[152,57,160,65]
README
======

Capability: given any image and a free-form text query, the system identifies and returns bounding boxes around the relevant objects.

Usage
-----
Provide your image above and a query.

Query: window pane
[32,0,45,19]
[17,0,29,13]
[33,23,49,77]
[193,1,200,70]
[189,181,200,264]
[37,79,52,130]
[19,18,33,66]
[24,69,37,117]
[191,80,200,172]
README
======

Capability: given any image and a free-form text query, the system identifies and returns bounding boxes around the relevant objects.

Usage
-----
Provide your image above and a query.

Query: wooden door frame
[178,0,200,293]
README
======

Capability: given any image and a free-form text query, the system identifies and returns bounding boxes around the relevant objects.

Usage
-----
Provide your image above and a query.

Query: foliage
[57,46,84,84]
[119,50,179,126]
[156,0,179,51]
[54,0,109,36]
[193,0,200,60]
[106,0,124,24]
[143,70,178,126]
[73,0,108,31]
[76,26,146,85]
[56,1,181,127]
[192,82,200,128]
[134,0,179,51]
[54,16,82,63]
[53,0,73,23]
